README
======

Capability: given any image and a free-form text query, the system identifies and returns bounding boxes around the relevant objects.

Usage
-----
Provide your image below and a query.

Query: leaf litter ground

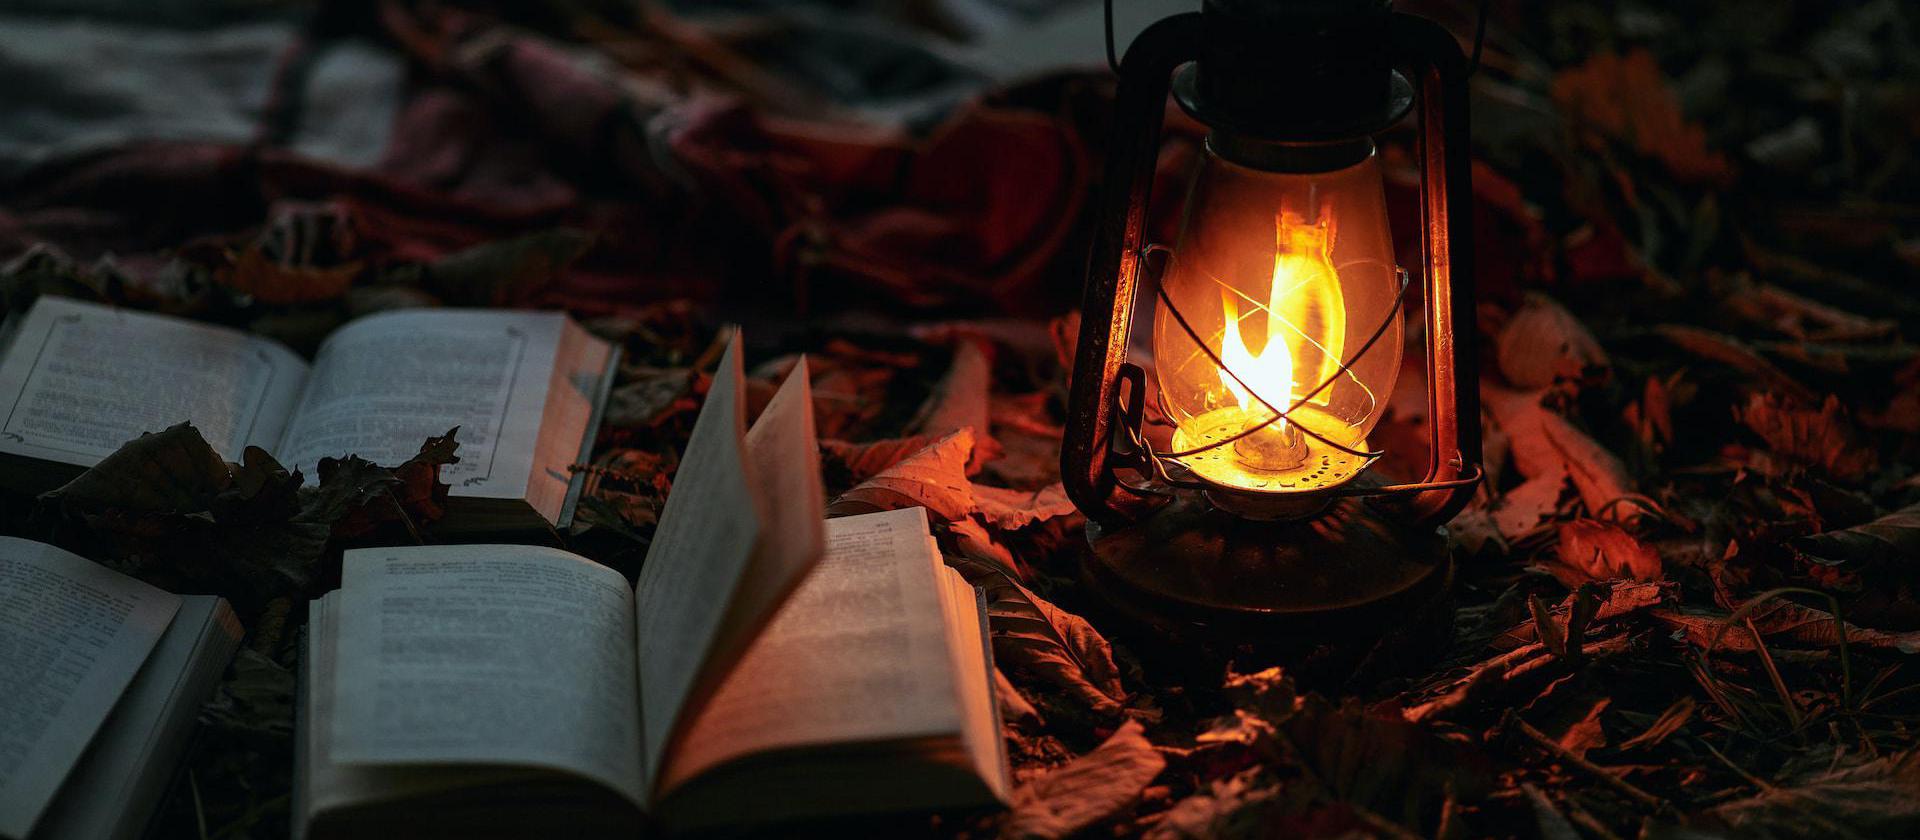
[3,2,1919,838]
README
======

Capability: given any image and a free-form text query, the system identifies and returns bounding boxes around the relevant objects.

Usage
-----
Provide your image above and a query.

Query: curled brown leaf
[1003,720,1164,840]
[949,555,1127,718]
[1553,520,1663,585]
[1497,293,1609,389]
[826,428,975,522]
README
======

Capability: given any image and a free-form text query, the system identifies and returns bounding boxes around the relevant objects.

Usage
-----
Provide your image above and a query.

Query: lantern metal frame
[1061,1,1483,640]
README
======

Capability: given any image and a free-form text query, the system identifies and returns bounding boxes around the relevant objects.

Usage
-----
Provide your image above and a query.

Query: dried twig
[1511,716,1669,813]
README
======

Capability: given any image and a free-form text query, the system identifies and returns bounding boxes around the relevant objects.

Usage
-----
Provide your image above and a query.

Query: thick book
[293,334,1009,836]
[0,296,621,533]
[0,537,244,840]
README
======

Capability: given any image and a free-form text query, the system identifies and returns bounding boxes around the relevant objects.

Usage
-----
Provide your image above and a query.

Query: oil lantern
[1062,0,1482,641]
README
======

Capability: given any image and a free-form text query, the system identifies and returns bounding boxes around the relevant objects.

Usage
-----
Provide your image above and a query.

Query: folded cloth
[0,15,402,177]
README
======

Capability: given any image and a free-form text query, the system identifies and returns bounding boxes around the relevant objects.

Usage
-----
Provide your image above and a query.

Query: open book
[0,296,620,532]
[0,538,244,840]
[294,334,1009,836]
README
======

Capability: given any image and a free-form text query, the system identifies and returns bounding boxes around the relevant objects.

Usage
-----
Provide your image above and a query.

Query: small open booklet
[294,334,1009,836]
[0,538,243,840]
[0,296,620,532]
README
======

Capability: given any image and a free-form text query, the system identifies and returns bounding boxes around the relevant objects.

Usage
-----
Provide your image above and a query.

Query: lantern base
[1081,492,1452,657]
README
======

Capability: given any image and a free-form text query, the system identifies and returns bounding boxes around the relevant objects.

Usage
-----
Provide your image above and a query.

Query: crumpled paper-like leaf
[1003,720,1164,840]
[972,482,1076,531]
[1498,292,1609,389]
[826,427,975,522]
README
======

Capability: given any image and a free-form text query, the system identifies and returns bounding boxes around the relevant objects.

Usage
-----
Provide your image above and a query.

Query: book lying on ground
[0,537,244,840]
[294,333,1009,837]
[0,295,620,533]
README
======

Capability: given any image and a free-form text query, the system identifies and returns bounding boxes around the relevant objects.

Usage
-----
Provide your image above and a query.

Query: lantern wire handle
[1154,265,1413,461]
[1468,0,1489,76]
[1103,0,1120,74]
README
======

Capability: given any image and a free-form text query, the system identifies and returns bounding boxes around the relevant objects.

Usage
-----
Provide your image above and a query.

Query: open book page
[525,318,616,525]
[936,559,1009,801]
[0,296,308,466]
[34,596,243,840]
[656,508,967,796]
[274,309,565,498]
[300,593,536,827]
[0,537,181,839]
[693,357,826,727]
[633,332,765,787]
[329,546,643,806]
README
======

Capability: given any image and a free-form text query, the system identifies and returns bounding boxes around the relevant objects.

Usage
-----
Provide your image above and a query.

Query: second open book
[296,333,1009,836]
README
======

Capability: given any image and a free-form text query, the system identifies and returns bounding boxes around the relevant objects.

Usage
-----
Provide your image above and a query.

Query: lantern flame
[1216,210,1345,427]
[1154,153,1397,495]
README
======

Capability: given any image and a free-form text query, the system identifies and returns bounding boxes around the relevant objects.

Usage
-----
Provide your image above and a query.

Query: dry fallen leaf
[1617,696,1695,752]
[1278,694,1485,829]
[1655,325,1817,404]
[426,228,593,307]
[1624,371,1684,451]
[1705,750,1920,839]
[826,428,976,522]
[819,433,945,483]
[1143,768,1282,840]
[985,391,1064,489]
[41,422,231,522]
[310,428,460,539]
[912,338,1002,472]
[1792,501,1920,569]
[34,423,461,608]
[1003,720,1164,840]
[1721,275,1896,343]
[1492,475,1569,540]
[950,555,1127,718]
[1497,292,1609,389]
[216,246,362,305]
[603,366,695,428]
[1487,385,1646,524]
[1550,48,1732,184]
[1552,697,1610,759]
[1553,519,1663,584]
[996,667,1044,727]
[1448,507,1508,555]
[1653,600,1920,656]
[972,482,1077,531]
[1735,393,1876,482]
[809,360,897,440]
[1589,579,1672,620]
[947,516,1030,581]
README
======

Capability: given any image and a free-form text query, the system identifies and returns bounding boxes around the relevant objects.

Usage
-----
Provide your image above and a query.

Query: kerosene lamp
[1063,0,1482,641]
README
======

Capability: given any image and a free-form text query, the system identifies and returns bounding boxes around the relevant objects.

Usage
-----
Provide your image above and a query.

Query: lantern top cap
[1173,0,1412,146]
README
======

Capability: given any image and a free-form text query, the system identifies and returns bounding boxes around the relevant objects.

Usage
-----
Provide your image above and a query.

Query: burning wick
[1215,210,1342,473]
